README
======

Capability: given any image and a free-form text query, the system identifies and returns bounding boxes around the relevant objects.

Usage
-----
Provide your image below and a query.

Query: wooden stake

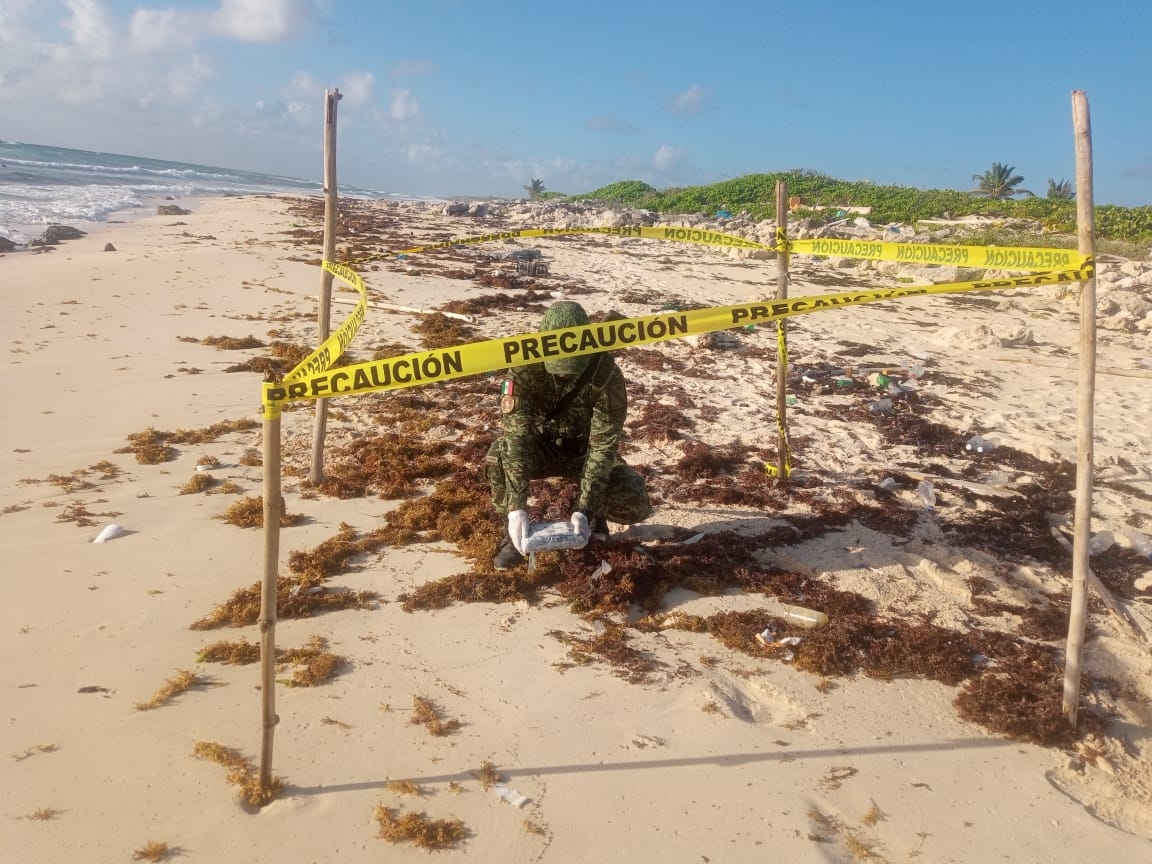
[775,181,791,479]
[309,88,342,486]
[1062,90,1097,728]
[258,411,282,788]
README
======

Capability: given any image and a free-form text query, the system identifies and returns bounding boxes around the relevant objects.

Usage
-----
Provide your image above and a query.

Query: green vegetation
[558,170,1152,245]
[970,162,1033,199]
[523,178,546,199]
[1047,177,1075,200]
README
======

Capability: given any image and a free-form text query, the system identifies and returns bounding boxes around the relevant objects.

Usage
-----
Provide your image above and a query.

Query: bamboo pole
[1062,90,1097,727]
[258,411,282,788]
[775,180,791,479]
[309,88,341,486]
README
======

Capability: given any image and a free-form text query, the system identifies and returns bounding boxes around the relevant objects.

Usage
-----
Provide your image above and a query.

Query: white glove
[507,510,530,555]
[570,511,590,541]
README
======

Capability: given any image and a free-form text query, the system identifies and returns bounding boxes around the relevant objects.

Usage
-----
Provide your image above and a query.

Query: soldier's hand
[570,511,590,541]
[507,510,530,554]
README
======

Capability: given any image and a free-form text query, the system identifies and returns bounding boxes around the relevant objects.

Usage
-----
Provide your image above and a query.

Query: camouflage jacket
[499,355,627,512]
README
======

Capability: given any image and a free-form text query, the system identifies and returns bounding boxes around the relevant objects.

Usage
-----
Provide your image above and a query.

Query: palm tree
[970,163,1033,199]
[1046,178,1074,200]
[523,178,546,200]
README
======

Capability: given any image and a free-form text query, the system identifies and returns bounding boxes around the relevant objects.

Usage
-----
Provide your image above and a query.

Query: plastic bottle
[783,605,829,628]
[917,480,936,511]
[1087,530,1114,556]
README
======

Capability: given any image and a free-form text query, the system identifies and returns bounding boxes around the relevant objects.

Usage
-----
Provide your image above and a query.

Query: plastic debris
[92,524,128,544]
[522,519,590,554]
[867,398,894,415]
[917,480,936,511]
[492,785,530,808]
[783,605,829,627]
[1088,531,1115,556]
[965,435,995,454]
[1129,531,1152,559]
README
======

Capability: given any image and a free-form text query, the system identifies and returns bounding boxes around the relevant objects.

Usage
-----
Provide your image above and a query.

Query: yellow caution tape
[281,260,368,385]
[387,225,771,257]
[262,263,1092,413]
[344,225,1088,274]
[790,238,1086,271]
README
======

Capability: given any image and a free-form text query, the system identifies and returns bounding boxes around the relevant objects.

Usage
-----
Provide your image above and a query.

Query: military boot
[492,528,525,570]
[584,511,609,543]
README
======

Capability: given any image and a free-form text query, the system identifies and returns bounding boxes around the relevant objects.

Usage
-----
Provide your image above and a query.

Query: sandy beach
[2,194,1150,863]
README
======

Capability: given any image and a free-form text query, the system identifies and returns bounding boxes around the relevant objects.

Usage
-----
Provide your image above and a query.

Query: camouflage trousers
[485,436,652,525]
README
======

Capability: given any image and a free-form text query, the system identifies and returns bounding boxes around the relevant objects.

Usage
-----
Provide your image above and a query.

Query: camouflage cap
[541,301,591,375]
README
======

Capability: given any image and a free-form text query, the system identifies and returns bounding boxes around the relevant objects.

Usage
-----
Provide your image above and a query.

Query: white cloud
[284,70,322,100]
[130,8,202,54]
[340,72,375,108]
[668,84,710,116]
[653,144,683,172]
[389,88,421,123]
[211,0,309,43]
[166,55,214,99]
[404,143,443,164]
[63,0,116,60]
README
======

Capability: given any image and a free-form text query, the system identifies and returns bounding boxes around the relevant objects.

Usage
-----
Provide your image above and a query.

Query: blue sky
[2,0,1151,204]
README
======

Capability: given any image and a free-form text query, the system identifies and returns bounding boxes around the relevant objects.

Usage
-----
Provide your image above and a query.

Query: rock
[1108,290,1152,319]
[0,236,16,252]
[157,205,191,216]
[822,256,855,268]
[999,324,1034,346]
[31,224,87,246]
[688,330,741,351]
[42,224,87,244]
[1099,311,1135,331]
[443,203,469,216]
[103,242,116,252]
[940,324,1032,350]
[882,263,983,285]
[1095,296,1119,316]
[468,203,490,217]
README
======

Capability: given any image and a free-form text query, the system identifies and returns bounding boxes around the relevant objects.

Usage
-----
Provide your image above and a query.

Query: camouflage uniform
[486,307,651,526]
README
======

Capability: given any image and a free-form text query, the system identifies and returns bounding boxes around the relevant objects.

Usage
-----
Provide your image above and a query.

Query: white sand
[2,195,1150,863]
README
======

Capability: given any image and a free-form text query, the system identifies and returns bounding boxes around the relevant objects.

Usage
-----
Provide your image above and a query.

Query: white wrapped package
[521,519,590,554]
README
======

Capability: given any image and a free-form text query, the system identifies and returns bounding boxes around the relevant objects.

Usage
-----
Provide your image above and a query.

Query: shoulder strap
[542,354,603,425]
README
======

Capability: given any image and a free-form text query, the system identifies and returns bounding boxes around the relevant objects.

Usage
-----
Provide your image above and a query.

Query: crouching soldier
[486,301,652,570]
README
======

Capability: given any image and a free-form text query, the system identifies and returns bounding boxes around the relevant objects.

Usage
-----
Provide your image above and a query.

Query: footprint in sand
[704,672,808,726]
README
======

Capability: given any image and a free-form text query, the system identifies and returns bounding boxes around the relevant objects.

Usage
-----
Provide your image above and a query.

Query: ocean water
[0,140,403,245]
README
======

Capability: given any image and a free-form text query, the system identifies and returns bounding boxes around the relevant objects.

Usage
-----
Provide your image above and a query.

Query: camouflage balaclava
[540,300,591,375]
